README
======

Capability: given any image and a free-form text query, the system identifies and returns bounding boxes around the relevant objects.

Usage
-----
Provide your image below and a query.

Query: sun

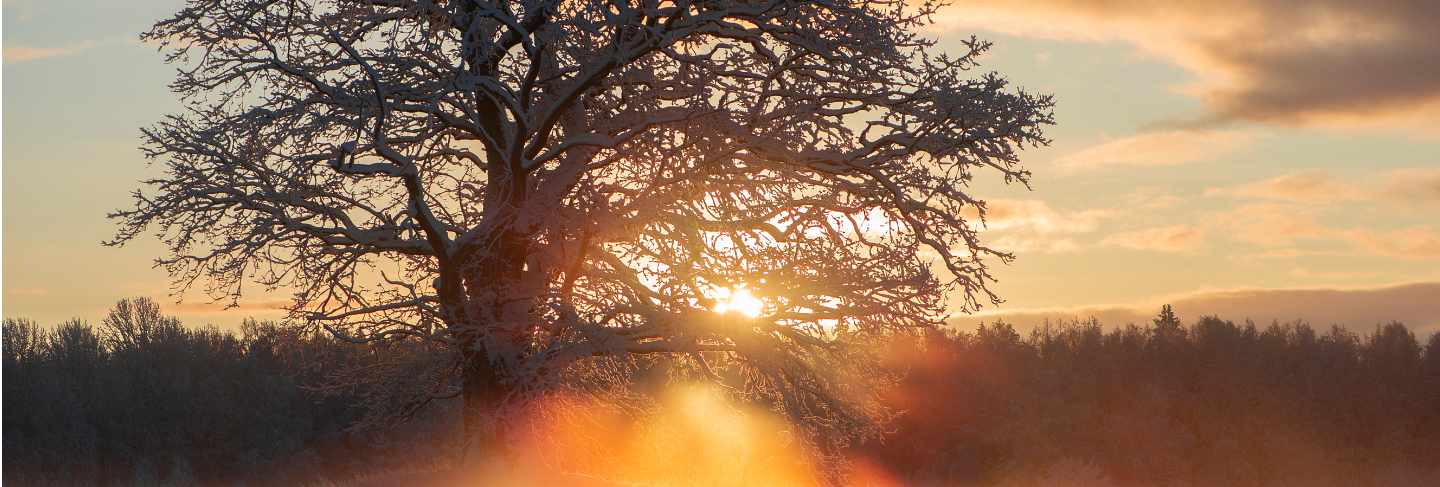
[713,286,763,318]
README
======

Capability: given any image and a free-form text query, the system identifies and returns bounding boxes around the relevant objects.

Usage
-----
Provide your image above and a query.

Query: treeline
[5,301,1440,485]
[867,306,1440,486]
[2,298,457,486]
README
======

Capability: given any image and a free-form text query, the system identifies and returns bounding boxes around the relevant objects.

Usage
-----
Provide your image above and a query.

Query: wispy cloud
[1205,203,1440,259]
[1379,168,1440,207]
[978,196,1206,255]
[1119,187,1185,210]
[1208,168,1440,206]
[983,199,1112,233]
[3,41,100,63]
[939,0,1440,130]
[1206,202,1328,247]
[1053,129,1255,172]
[976,199,1115,254]
[1203,169,1440,259]
[1100,225,1205,253]
[1288,267,1376,281]
[1344,226,1440,259]
[1232,248,1344,262]
[1205,171,1363,203]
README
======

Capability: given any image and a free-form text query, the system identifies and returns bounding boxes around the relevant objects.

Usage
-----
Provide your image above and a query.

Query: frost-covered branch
[116,0,1053,452]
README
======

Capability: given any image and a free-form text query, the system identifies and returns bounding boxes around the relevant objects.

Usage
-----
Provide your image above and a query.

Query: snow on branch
[116,0,1053,444]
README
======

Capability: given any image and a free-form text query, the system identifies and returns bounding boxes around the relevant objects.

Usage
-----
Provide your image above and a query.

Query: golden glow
[713,286,763,318]
[465,385,826,485]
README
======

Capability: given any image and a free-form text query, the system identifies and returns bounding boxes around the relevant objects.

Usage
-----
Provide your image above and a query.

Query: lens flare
[468,384,825,486]
[714,287,763,318]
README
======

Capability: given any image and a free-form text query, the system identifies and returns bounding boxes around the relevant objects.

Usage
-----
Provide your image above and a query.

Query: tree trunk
[457,200,531,463]
[461,343,512,462]
[457,246,528,463]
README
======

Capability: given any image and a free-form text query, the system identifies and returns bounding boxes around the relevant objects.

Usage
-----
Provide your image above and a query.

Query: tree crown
[112,0,1053,441]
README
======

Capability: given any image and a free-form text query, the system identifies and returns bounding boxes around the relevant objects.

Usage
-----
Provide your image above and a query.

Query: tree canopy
[110,0,1054,448]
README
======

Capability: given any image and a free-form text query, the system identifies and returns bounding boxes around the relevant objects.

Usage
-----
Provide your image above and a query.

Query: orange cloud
[1205,171,1363,203]
[1206,203,1329,247]
[1344,226,1440,259]
[1205,206,1440,260]
[939,0,1440,129]
[1054,130,1255,171]
[3,41,98,63]
[977,199,1114,254]
[1100,225,1205,253]
[1289,267,1377,280]
[1201,170,1440,259]
[1208,167,1440,208]
[1379,168,1440,207]
[983,199,1111,234]
[1233,248,1344,261]
[1120,187,1185,210]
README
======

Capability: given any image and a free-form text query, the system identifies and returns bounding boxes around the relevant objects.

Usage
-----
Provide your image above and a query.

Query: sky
[3,1,1439,333]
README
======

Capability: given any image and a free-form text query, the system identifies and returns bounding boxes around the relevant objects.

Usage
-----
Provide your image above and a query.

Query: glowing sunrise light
[713,287,763,318]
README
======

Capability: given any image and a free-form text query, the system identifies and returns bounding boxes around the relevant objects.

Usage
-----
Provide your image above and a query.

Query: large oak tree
[112,0,1052,456]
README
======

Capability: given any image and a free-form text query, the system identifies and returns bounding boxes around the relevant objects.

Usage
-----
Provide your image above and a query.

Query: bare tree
[100,297,182,352]
[110,0,1052,455]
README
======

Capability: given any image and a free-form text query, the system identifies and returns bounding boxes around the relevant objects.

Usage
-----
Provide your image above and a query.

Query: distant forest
[5,300,1439,486]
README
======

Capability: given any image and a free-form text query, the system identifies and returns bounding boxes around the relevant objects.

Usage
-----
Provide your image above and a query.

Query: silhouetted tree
[1153,304,1180,329]
[108,0,1054,453]
[860,308,1440,485]
[2,299,461,485]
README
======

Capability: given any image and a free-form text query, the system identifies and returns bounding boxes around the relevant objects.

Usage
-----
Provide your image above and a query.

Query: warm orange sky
[4,1,1439,333]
